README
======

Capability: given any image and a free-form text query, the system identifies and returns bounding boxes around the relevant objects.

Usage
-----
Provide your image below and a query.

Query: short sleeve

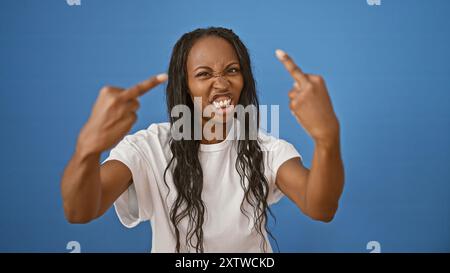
[102,136,153,228]
[266,139,302,205]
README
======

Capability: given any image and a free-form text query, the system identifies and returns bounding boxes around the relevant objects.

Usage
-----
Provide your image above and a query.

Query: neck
[200,119,233,145]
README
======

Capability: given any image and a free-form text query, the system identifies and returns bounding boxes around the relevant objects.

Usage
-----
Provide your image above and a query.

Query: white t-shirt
[103,121,302,253]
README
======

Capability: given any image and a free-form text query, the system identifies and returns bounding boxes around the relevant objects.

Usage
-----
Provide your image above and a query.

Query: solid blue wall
[0,0,449,252]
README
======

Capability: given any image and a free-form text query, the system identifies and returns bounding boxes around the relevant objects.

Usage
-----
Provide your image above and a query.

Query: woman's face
[186,36,244,124]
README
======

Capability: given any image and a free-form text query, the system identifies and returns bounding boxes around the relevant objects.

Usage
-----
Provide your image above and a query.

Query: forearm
[60,141,102,223]
[305,134,345,221]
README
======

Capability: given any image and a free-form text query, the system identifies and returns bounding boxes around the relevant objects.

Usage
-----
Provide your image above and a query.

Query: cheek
[231,76,244,98]
[187,80,211,107]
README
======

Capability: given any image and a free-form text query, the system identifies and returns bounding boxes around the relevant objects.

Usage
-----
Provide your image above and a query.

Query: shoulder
[122,122,171,148]
[257,129,294,153]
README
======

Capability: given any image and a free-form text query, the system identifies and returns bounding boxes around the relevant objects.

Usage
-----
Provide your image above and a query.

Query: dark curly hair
[163,26,277,253]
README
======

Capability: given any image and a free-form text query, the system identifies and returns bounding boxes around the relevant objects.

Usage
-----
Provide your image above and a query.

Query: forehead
[187,36,238,69]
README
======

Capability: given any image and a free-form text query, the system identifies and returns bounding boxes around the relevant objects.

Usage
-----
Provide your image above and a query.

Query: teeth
[212,98,231,109]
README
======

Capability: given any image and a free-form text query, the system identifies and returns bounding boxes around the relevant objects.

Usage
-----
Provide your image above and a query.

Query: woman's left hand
[276,49,340,146]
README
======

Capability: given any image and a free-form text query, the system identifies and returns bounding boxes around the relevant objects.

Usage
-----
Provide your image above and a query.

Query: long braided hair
[163,27,277,253]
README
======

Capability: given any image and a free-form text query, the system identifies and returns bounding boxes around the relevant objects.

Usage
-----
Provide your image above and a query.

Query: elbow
[309,212,335,223]
[66,215,92,224]
[306,205,338,223]
[64,211,94,224]
[63,203,96,224]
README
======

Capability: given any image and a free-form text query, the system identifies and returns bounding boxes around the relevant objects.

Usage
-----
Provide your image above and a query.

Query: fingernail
[156,73,168,81]
[275,49,286,60]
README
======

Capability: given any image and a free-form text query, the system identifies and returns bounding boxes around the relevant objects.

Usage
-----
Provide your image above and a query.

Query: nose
[212,74,230,90]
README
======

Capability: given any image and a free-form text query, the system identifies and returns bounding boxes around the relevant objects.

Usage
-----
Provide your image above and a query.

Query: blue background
[1,0,449,253]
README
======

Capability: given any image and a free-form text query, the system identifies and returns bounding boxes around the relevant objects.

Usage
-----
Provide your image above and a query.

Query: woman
[60,27,344,253]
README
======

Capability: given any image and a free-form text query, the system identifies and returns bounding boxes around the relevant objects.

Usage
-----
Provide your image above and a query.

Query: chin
[209,105,235,124]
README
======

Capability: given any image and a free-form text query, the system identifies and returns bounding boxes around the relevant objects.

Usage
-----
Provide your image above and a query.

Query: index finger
[275,49,308,84]
[122,73,168,100]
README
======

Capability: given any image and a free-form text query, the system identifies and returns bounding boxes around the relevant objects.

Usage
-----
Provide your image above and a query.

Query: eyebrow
[194,61,240,72]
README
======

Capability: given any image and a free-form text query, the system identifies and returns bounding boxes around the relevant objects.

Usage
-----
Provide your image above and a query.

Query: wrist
[75,135,101,162]
[313,131,340,150]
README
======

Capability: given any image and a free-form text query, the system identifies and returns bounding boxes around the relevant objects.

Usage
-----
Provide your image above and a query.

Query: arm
[276,134,344,222]
[274,49,345,222]
[61,74,167,223]
[61,145,132,223]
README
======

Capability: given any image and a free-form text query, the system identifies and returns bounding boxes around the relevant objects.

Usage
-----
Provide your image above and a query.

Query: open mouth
[209,95,234,116]
[212,97,232,109]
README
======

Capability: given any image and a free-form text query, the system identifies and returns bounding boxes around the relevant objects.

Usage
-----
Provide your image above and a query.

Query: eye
[195,71,211,78]
[227,67,240,74]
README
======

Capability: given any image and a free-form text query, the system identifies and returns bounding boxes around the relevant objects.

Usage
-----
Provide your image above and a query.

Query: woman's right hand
[76,73,168,156]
